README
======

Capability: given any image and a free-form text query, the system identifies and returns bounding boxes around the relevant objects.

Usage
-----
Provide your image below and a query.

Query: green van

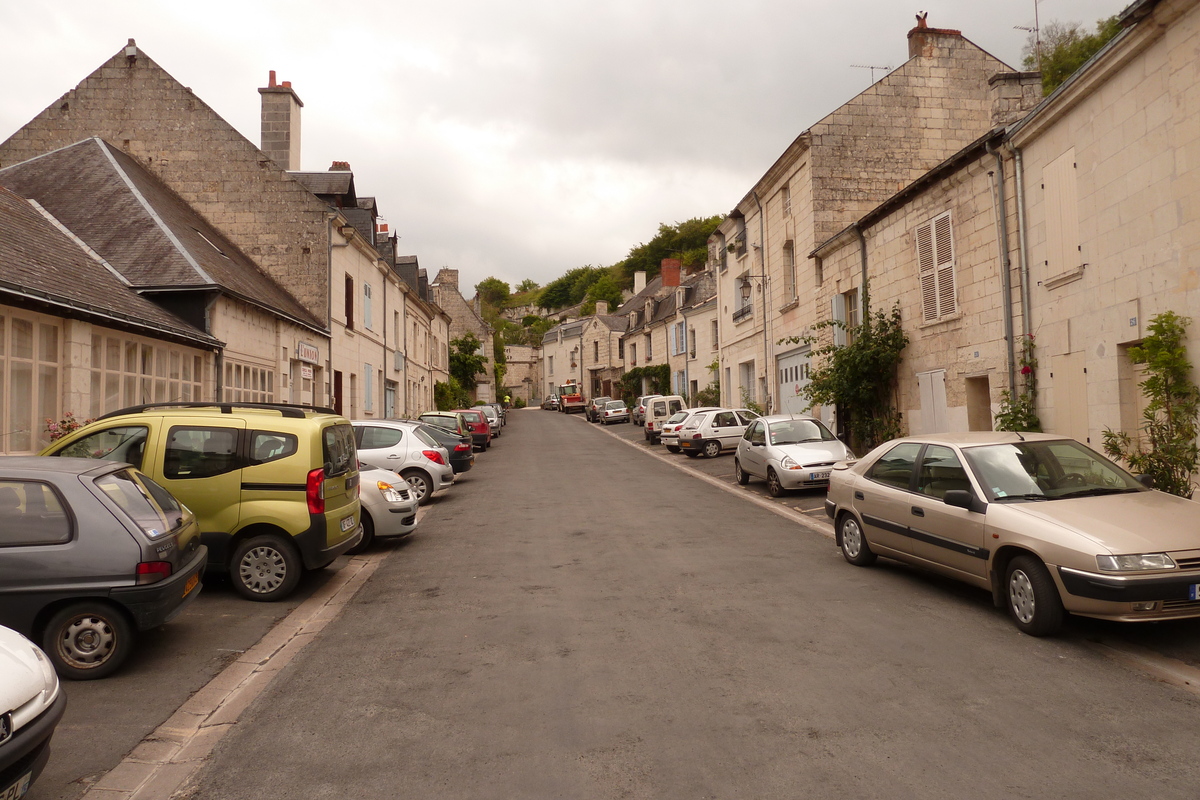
[42,402,361,601]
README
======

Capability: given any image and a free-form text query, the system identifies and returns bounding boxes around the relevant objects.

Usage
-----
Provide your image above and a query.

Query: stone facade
[502,345,542,404]
[430,268,495,403]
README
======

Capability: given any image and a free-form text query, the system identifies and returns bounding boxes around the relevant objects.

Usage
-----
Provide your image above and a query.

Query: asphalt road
[183,408,1200,799]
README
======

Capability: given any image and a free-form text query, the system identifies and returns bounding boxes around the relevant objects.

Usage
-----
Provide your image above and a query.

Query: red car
[452,409,492,451]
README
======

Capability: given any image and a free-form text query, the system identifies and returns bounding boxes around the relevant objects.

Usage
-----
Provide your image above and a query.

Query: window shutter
[933,212,955,317]
[832,295,847,347]
[669,325,677,355]
[916,221,937,322]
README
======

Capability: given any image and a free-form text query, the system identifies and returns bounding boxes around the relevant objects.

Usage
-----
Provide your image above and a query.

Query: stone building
[710,18,1037,416]
[430,268,495,403]
[541,318,584,399]
[502,345,542,405]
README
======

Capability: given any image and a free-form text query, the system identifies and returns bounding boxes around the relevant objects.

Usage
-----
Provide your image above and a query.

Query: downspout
[752,191,771,412]
[986,140,1017,393]
[1004,140,1033,340]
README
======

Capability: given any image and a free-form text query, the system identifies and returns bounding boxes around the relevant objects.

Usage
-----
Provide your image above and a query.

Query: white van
[643,395,686,443]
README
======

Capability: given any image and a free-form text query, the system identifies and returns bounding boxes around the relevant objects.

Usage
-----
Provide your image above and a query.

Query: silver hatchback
[352,421,455,506]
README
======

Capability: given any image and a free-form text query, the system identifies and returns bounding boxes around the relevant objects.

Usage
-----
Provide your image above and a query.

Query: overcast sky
[0,0,1130,296]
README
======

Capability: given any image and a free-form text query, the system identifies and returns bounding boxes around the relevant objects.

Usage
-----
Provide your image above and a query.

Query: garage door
[776,349,812,415]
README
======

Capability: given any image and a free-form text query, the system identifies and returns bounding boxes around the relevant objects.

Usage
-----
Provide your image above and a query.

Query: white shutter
[917,212,955,321]
[916,220,937,322]
[933,212,956,317]
[832,295,847,347]
[669,325,677,355]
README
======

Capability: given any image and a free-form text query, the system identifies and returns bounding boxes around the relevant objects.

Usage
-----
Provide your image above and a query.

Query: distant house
[431,269,496,403]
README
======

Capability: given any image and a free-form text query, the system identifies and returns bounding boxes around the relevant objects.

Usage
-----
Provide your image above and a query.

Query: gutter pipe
[986,140,1017,393]
[752,191,771,413]
[1004,140,1033,340]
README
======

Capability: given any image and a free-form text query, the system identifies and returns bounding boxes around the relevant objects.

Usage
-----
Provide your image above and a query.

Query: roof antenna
[1014,430,1025,442]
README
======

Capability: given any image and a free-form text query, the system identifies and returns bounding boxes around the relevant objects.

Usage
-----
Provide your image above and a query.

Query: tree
[516,279,539,293]
[449,333,488,391]
[614,216,723,287]
[1103,311,1200,498]
[1023,16,1122,95]
[475,277,511,309]
[583,275,623,315]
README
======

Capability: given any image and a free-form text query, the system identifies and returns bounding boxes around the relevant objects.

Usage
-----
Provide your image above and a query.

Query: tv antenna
[850,64,893,84]
[1015,0,1043,72]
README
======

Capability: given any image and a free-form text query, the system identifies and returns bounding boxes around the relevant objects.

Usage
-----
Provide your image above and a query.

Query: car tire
[232,534,303,602]
[402,469,434,506]
[666,445,680,453]
[346,512,375,555]
[43,602,135,680]
[766,467,785,497]
[1005,555,1064,636]
[734,459,750,485]
[837,513,877,566]
[684,451,700,458]
[703,440,721,459]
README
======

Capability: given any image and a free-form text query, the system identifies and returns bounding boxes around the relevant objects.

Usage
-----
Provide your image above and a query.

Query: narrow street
[179,409,1200,799]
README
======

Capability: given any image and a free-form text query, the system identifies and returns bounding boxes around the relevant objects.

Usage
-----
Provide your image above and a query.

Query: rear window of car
[358,426,404,449]
[0,480,73,546]
[94,468,180,539]
[607,402,627,410]
[683,414,707,429]
[323,424,357,477]
[460,411,484,424]
[667,412,688,423]
[412,427,440,448]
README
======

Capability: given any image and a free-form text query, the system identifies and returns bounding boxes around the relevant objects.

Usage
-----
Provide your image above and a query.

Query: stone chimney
[988,72,1044,126]
[434,268,459,289]
[907,14,963,59]
[661,259,681,288]
[633,271,647,295]
[259,71,303,170]
[595,301,609,315]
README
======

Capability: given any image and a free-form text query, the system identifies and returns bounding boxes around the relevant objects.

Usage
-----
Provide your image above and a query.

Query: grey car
[350,464,419,552]
[352,420,455,506]
[0,457,208,679]
[735,415,855,496]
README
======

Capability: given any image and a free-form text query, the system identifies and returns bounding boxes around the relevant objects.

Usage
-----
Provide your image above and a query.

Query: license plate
[182,572,199,598]
[341,515,356,532]
[810,471,832,481]
[1190,584,1200,601]
[681,441,692,448]
[0,772,31,800]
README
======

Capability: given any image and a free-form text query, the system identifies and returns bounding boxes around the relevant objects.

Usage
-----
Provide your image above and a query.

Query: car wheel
[703,440,721,458]
[666,445,680,453]
[837,513,877,566]
[43,602,134,680]
[346,512,375,555]
[643,429,650,442]
[402,469,434,506]
[1005,555,1064,636]
[232,534,303,602]
[684,451,700,458]
[766,467,785,497]
[734,459,750,485]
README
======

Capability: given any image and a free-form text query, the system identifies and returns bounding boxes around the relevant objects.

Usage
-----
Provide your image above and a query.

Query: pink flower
[1021,365,1032,375]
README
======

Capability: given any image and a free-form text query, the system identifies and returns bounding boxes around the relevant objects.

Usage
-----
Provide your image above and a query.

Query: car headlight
[1096,553,1177,571]
[780,456,800,470]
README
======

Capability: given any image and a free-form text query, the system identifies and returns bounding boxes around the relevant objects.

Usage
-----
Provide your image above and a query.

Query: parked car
[352,420,455,506]
[542,395,560,411]
[483,402,507,426]
[452,409,493,451]
[41,403,360,603]
[824,432,1200,636]
[677,407,760,457]
[403,421,474,474]
[350,464,419,552]
[600,400,630,425]
[631,395,661,427]
[0,624,66,796]
[585,397,612,423]
[660,407,719,452]
[475,404,502,436]
[735,415,855,496]
[418,411,471,440]
[0,457,208,678]
[643,395,685,443]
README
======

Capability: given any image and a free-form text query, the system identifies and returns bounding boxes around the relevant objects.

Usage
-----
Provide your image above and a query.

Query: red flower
[1021,365,1033,375]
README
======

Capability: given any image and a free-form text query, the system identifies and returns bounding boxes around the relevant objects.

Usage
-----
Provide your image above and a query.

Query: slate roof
[0,138,322,330]
[0,184,217,346]
[290,170,355,201]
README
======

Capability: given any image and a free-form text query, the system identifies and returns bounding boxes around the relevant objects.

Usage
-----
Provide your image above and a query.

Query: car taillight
[454,443,471,451]
[423,449,445,465]
[692,433,702,439]
[136,561,173,585]
[306,467,326,514]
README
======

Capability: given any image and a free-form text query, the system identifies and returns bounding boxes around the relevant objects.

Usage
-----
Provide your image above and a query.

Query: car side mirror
[752,440,765,447]
[943,489,985,513]
[1136,474,1155,488]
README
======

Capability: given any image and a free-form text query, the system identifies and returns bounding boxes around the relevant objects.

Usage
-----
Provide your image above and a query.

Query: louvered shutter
[832,295,847,347]
[933,212,956,317]
[916,221,937,322]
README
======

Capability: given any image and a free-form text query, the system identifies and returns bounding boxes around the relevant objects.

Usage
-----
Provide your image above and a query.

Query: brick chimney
[434,268,459,289]
[595,301,609,315]
[633,271,647,295]
[259,71,303,170]
[329,161,351,171]
[907,14,963,59]
[661,259,681,288]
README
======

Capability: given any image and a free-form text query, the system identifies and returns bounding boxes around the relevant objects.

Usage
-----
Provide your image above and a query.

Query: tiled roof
[290,170,355,199]
[0,138,322,330]
[0,184,217,346]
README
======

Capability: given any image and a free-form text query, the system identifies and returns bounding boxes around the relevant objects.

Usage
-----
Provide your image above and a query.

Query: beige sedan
[824,432,1200,636]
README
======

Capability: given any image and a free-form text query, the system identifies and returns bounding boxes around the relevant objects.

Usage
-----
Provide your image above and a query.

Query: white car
[677,407,760,458]
[660,407,719,452]
[475,405,501,436]
[735,415,855,496]
[0,625,66,800]
[352,420,455,506]
[350,464,420,552]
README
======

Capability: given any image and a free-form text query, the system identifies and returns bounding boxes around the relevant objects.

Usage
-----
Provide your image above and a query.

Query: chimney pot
[282,80,291,88]
[268,70,277,88]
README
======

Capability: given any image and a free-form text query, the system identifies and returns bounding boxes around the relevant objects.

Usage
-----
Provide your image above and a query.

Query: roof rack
[95,401,340,422]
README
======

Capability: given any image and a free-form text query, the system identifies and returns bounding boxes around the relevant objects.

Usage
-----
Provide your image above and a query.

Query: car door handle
[854,491,864,500]
[911,507,924,517]
[387,454,401,459]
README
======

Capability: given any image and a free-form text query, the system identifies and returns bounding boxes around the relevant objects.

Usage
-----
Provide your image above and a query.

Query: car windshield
[667,412,689,424]
[769,418,836,445]
[606,402,626,410]
[963,439,1146,501]
[683,414,707,429]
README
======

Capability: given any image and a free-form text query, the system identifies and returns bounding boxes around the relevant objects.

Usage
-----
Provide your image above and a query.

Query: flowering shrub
[994,334,1042,432]
[45,412,94,442]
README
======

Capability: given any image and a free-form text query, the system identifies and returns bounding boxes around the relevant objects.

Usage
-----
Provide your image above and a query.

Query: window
[845,288,859,345]
[832,289,859,347]
[711,320,719,350]
[363,283,373,330]
[56,425,148,469]
[593,341,599,361]
[867,442,922,490]
[250,432,298,464]
[345,274,355,329]
[916,445,971,499]
[645,334,652,361]
[629,343,636,365]
[781,185,792,217]
[164,426,240,479]
[669,322,686,356]
[689,327,697,358]
[712,411,737,428]
[0,313,60,453]
[95,469,183,538]
[0,480,72,546]
[782,241,796,300]
[548,355,554,375]
[358,426,404,449]
[224,362,274,404]
[747,420,765,445]
[915,211,957,322]
[85,333,203,421]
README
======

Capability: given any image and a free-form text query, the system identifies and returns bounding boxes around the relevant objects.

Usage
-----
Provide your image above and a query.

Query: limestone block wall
[0,44,333,322]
